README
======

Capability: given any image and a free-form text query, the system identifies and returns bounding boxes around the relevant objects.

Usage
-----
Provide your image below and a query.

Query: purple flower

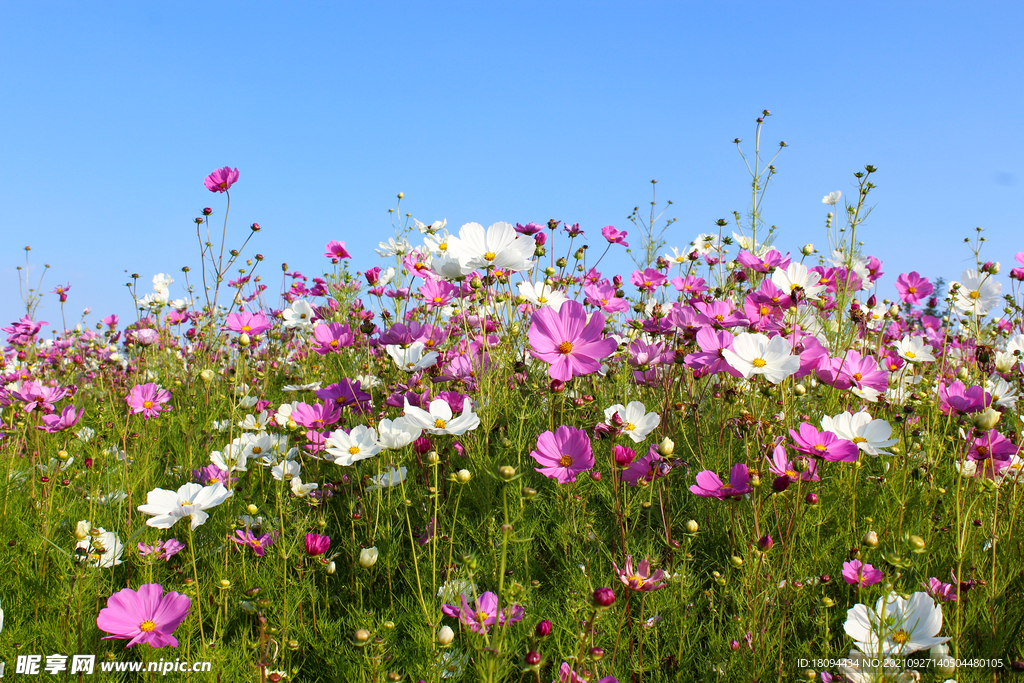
[304,533,330,557]
[689,463,752,500]
[842,559,882,587]
[440,591,524,634]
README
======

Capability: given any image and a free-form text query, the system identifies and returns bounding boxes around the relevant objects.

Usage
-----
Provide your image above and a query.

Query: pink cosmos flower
[96,583,191,648]
[895,272,934,305]
[290,401,342,430]
[922,576,957,602]
[232,529,275,557]
[689,463,751,500]
[1011,252,1024,281]
[528,300,617,381]
[629,268,667,293]
[842,559,883,587]
[530,425,595,483]
[620,446,668,486]
[612,555,666,591]
[324,240,351,260]
[137,539,185,561]
[766,444,819,483]
[684,327,744,378]
[441,591,524,634]
[312,322,354,354]
[223,311,272,335]
[938,381,989,415]
[126,383,172,419]
[600,225,629,247]
[966,428,1017,474]
[583,282,629,313]
[670,275,708,296]
[36,404,83,432]
[204,166,239,193]
[789,423,858,462]
[304,533,330,556]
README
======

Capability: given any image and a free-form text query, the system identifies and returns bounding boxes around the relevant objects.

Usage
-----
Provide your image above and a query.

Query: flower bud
[805,492,819,505]
[862,531,879,548]
[588,646,605,661]
[535,619,552,637]
[359,547,379,568]
[354,628,371,644]
[684,519,699,534]
[325,561,336,575]
[456,469,472,484]
[658,437,675,456]
[757,535,774,551]
[525,650,542,666]
[972,407,1001,430]
[794,383,806,396]
[730,555,744,567]
[438,625,455,645]
[931,643,954,675]
[801,244,814,256]
[498,465,516,481]
[74,520,90,541]
[956,366,970,382]
[908,535,926,553]
[730,639,740,651]
[592,587,616,607]
[239,333,251,347]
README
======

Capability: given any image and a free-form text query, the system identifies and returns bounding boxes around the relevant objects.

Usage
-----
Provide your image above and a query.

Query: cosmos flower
[842,559,883,587]
[137,482,233,530]
[126,383,172,419]
[612,556,666,591]
[721,332,800,384]
[324,241,351,260]
[894,272,933,306]
[402,397,480,436]
[324,425,381,466]
[529,425,594,483]
[528,300,616,381]
[204,167,239,193]
[844,592,950,656]
[96,583,191,648]
[440,591,524,635]
[950,269,1002,316]
[689,463,752,500]
[603,402,661,443]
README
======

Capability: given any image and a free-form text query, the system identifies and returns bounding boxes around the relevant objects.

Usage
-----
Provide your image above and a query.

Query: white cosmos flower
[414,218,447,234]
[152,273,174,291]
[1006,334,1024,356]
[446,221,535,272]
[275,401,301,429]
[722,332,800,384]
[986,375,1018,408]
[603,401,661,443]
[238,410,271,431]
[402,398,481,436]
[365,466,408,491]
[282,381,322,392]
[844,591,950,656]
[732,232,767,257]
[272,459,301,481]
[137,482,233,530]
[771,262,828,299]
[837,649,902,683]
[423,229,453,255]
[386,341,439,372]
[820,411,898,456]
[822,191,842,205]
[892,335,935,363]
[282,300,315,330]
[290,476,318,497]
[430,252,473,279]
[950,269,1001,316]
[211,443,248,473]
[377,416,422,450]
[76,525,124,568]
[324,425,381,466]
[689,233,722,256]
[375,236,413,258]
[517,281,567,312]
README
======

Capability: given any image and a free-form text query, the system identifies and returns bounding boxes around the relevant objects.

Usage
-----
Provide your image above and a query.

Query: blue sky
[1,1,1022,329]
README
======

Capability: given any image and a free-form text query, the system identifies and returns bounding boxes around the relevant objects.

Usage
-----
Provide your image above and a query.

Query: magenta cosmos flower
[204,166,239,193]
[600,225,629,246]
[304,533,330,556]
[894,272,933,306]
[530,425,594,483]
[842,559,883,587]
[223,311,272,335]
[790,423,858,462]
[528,300,616,381]
[324,240,351,260]
[96,583,190,648]
[441,591,524,634]
[612,555,666,591]
[126,383,172,419]
[689,463,752,500]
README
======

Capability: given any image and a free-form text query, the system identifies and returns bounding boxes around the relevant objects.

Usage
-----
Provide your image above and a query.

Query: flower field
[2,127,1024,682]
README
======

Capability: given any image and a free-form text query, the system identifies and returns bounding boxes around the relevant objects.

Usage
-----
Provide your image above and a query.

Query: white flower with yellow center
[402,398,480,436]
[820,411,898,456]
[950,269,1001,316]
[445,221,535,272]
[377,417,422,450]
[844,591,949,657]
[386,341,439,373]
[137,482,233,530]
[892,335,935,363]
[325,425,381,466]
[770,262,828,299]
[517,281,567,312]
[722,332,800,384]
[603,401,661,443]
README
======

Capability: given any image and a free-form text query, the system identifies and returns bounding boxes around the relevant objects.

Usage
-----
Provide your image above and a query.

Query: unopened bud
[456,469,472,484]
[972,407,1001,430]
[862,531,879,548]
[684,520,699,534]
[438,625,455,645]
[498,465,516,481]
[801,244,814,256]
[359,547,379,568]
[658,437,675,456]
[908,535,926,553]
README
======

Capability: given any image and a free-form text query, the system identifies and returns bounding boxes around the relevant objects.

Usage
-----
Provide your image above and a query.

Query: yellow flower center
[538,296,548,303]
[558,341,574,354]
[140,620,156,632]
[892,629,910,644]
[759,306,770,315]
[483,251,496,261]
[785,469,798,478]
[242,325,251,332]
[628,574,646,587]
[477,611,490,623]
[143,400,153,409]
[434,419,447,429]
[905,351,916,359]
[908,286,917,294]
[348,446,360,455]
[438,242,448,251]
[252,446,263,454]
[330,340,340,347]
[624,422,636,432]
[852,372,862,381]
[852,436,867,444]
[752,358,767,368]
[969,290,980,300]
[433,297,443,303]
[218,181,228,189]
[558,454,573,467]
[813,444,827,451]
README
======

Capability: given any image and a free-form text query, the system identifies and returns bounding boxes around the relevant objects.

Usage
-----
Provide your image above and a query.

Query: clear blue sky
[2,1,1022,329]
